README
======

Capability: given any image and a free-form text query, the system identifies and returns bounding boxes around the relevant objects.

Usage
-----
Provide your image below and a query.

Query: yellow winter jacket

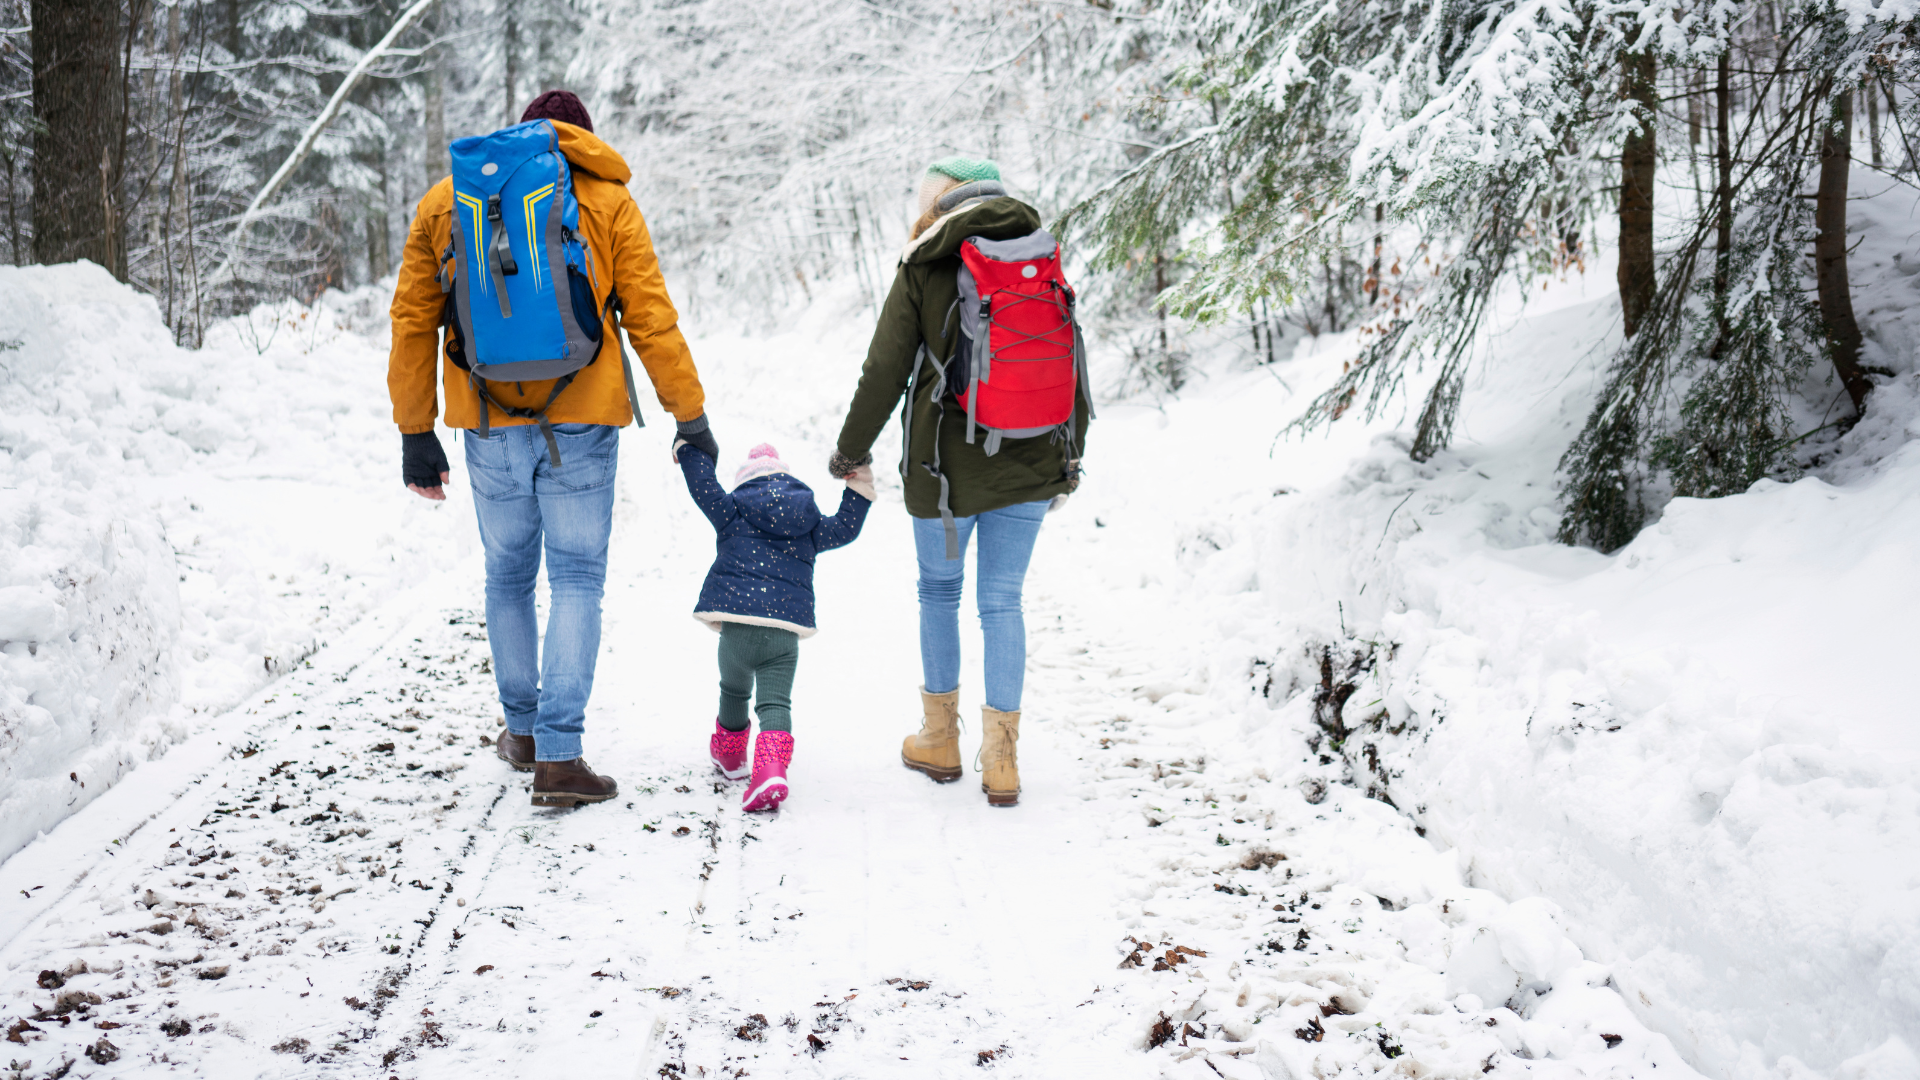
[387,122,704,433]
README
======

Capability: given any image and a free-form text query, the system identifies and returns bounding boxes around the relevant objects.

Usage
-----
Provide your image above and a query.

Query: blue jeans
[912,500,1048,713]
[463,423,619,761]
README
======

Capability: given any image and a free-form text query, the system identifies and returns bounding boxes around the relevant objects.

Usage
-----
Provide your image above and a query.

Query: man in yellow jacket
[387,90,713,806]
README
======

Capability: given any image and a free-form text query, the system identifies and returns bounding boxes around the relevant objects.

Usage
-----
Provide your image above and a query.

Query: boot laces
[973,714,1018,774]
[919,705,962,741]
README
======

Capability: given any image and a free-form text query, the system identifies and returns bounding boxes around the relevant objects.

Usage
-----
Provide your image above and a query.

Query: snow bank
[1272,320,1920,1079]
[1061,197,1920,1075]
[0,263,473,864]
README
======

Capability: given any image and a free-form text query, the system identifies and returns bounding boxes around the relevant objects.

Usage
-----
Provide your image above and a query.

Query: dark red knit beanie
[521,90,593,133]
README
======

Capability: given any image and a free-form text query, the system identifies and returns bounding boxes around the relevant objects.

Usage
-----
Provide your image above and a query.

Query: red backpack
[953,230,1088,452]
[907,228,1094,556]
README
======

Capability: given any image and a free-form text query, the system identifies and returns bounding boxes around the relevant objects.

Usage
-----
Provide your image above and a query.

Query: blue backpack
[438,119,643,463]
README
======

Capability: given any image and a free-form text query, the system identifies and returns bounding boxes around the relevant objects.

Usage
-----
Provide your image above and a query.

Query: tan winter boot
[978,706,1021,807]
[901,687,962,782]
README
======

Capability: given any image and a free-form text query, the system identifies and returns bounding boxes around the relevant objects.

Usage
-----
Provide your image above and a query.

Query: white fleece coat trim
[694,611,818,639]
[898,197,1001,263]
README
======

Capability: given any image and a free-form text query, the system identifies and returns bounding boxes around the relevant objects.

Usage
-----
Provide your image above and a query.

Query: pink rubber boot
[710,720,750,780]
[743,731,794,812]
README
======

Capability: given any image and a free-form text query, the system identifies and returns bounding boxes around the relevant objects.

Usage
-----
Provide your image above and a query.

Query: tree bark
[1865,83,1882,168]
[424,33,447,187]
[1367,203,1383,306]
[1711,50,1732,353]
[1815,90,1870,415]
[30,0,123,268]
[1617,43,1656,338]
[503,11,520,125]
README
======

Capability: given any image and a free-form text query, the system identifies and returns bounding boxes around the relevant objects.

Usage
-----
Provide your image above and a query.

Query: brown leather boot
[978,707,1020,807]
[901,687,962,782]
[531,758,618,807]
[496,730,534,772]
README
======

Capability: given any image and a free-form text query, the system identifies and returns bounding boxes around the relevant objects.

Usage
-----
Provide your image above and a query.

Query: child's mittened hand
[846,464,877,502]
[670,437,689,464]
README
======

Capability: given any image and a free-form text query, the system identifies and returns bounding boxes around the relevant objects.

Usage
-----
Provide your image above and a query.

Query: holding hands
[672,413,720,464]
[844,463,876,502]
[831,450,876,502]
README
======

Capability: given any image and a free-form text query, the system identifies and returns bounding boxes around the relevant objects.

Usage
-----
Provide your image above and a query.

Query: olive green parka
[835,197,1092,520]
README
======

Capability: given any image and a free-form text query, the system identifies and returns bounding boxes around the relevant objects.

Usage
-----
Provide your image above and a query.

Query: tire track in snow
[0,600,512,1077]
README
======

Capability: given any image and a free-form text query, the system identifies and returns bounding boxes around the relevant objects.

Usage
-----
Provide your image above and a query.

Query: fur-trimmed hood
[900,189,1040,264]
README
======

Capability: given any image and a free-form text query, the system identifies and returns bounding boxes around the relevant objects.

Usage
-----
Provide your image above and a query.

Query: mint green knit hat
[927,156,1001,183]
[918,156,1002,220]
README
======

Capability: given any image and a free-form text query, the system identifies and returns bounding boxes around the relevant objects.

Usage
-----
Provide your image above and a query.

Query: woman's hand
[845,464,877,502]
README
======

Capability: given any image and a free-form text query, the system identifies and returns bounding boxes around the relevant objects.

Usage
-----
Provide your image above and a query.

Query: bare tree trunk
[2,152,20,263]
[1711,50,1732,352]
[504,11,520,125]
[1154,252,1168,355]
[1367,203,1383,306]
[1261,297,1276,365]
[1815,90,1870,415]
[1321,256,1338,334]
[162,2,184,326]
[424,37,447,186]
[105,0,149,281]
[30,0,123,268]
[1688,68,1702,147]
[372,151,392,280]
[1617,43,1656,338]
[317,201,344,296]
[1866,83,1883,168]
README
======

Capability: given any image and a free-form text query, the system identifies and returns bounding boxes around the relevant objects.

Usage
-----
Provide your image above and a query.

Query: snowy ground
[6,195,1920,1079]
[0,265,471,864]
[0,286,1717,1079]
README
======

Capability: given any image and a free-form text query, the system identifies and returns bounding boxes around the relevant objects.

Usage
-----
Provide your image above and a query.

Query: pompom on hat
[734,443,792,485]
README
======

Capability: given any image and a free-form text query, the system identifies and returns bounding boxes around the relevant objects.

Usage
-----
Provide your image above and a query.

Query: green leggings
[716,622,800,733]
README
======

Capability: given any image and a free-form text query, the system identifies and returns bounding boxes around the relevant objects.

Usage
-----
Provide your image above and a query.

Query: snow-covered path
[0,324,1708,1080]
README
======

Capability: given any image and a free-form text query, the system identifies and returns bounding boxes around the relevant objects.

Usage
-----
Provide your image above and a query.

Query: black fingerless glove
[828,450,872,479]
[676,414,719,462]
[402,431,449,488]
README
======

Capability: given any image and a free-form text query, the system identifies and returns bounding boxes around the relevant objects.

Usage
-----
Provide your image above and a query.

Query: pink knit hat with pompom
[734,443,791,485]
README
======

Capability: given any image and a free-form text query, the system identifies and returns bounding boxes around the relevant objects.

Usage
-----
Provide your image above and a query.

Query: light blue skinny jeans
[911,500,1049,713]
[463,423,619,761]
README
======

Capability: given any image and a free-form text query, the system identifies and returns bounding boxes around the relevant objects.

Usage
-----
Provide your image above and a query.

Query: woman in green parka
[828,157,1093,808]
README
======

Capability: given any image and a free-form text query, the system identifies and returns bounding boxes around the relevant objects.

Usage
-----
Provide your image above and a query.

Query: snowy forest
[2,0,1917,1078]
[13,0,1920,541]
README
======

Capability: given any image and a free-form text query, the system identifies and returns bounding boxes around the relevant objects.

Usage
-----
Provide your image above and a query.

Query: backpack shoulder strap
[599,291,646,429]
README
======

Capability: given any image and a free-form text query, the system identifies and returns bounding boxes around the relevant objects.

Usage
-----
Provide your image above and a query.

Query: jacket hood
[902,197,1044,265]
[732,474,822,538]
[553,121,632,184]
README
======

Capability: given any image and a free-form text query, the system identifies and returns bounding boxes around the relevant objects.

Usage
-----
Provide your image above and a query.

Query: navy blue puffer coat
[678,446,870,637]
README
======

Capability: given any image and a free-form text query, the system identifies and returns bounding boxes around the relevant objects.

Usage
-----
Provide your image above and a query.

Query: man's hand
[673,414,719,464]
[402,431,451,501]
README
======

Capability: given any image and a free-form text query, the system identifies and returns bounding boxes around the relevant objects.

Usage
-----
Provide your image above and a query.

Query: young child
[674,440,874,811]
